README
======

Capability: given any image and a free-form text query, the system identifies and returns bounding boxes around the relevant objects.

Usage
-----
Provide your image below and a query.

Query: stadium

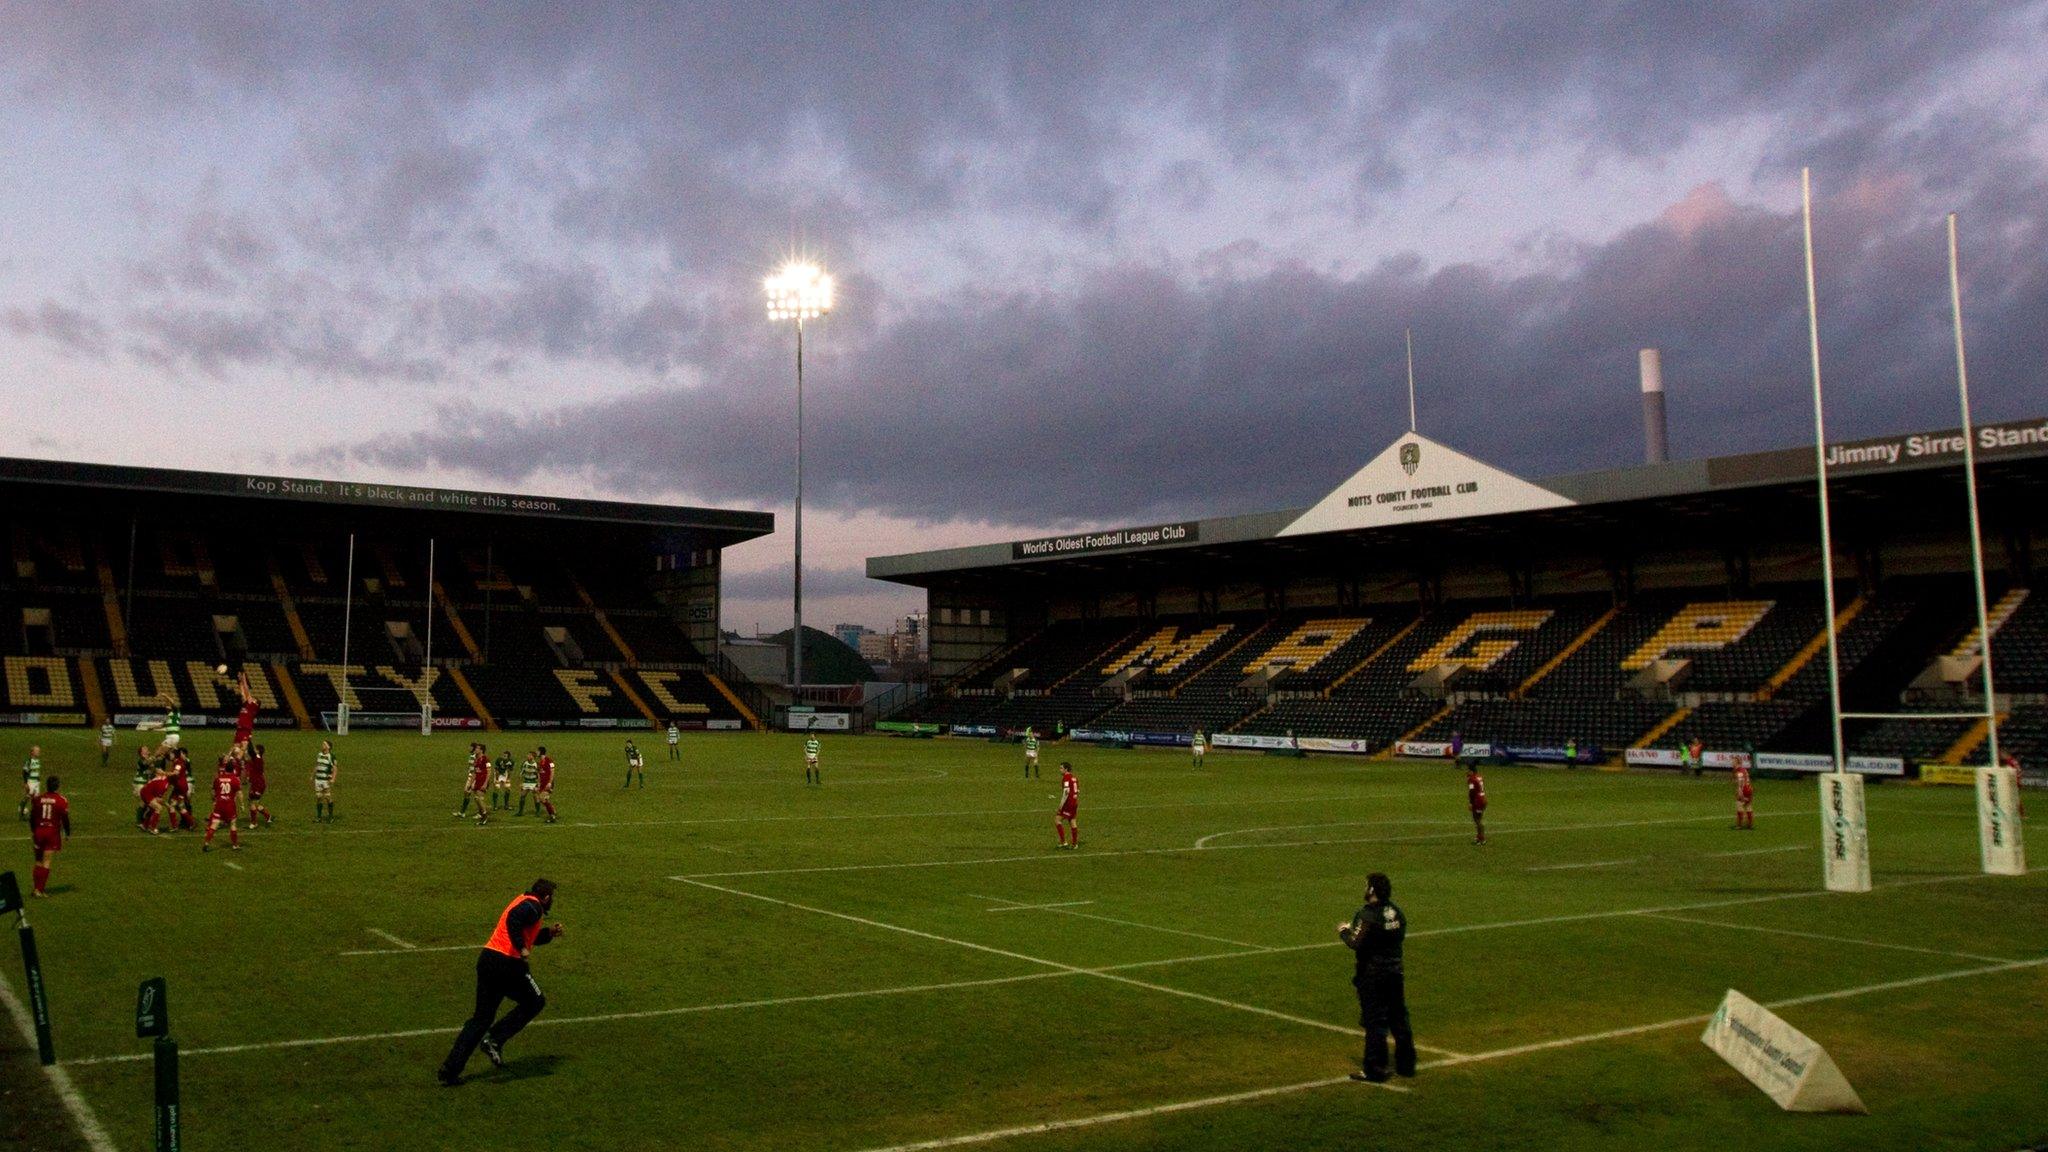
[4,10,2047,1152]
[872,414,2048,776]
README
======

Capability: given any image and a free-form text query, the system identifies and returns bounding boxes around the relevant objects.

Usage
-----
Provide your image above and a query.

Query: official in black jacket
[438,879,564,1085]
[1338,872,1416,1082]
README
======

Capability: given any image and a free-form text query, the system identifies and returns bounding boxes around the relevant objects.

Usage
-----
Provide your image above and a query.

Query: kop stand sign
[137,976,180,1152]
[1,871,58,1065]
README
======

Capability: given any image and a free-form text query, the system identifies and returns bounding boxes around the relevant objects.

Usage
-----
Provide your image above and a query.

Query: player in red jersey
[168,749,195,831]
[139,765,172,834]
[29,776,70,897]
[230,668,260,749]
[203,755,243,852]
[243,742,274,828]
[1733,759,1755,830]
[1467,764,1487,844]
[534,747,557,824]
[1055,762,1080,849]
[456,743,492,825]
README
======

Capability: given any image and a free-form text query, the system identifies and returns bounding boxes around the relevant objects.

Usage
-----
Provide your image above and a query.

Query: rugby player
[202,754,242,852]
[18,744,39,821]
[1056,762,1079,849]
[1467,763,1487,845]
[245,742,274,827]
[314,740,339,822]
[28,775,69,897]
[516,751,540,816]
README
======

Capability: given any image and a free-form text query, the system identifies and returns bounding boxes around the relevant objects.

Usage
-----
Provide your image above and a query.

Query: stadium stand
[1,459,772,732]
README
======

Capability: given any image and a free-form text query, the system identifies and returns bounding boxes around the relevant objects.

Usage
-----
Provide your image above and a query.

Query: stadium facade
[0,457,773,732]
[868,417,2048,779]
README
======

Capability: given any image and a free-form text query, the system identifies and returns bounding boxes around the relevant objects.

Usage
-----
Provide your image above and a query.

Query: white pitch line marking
[1194,818,1449,849]
[1525,858,1643,872]
[63,951,1258,1065]
[679,877,1387,1046]
[972,895,1271,951]
[338,943,477,957]
[366,928,417,950]
[223,861,245,871]
[1641,912,2019,965]
[1703,844,1805,858]
[0,970,119,1152]
[849,953,2048,1152]
[679,811,1782,880]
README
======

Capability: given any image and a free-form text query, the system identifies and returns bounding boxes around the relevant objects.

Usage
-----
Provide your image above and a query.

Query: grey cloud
[2,301,111,359]
[349,174,2048,526]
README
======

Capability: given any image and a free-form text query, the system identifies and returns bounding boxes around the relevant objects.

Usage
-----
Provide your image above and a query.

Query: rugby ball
[216,664,230,675]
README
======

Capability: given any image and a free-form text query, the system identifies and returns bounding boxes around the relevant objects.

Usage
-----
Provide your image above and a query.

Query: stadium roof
[0,455,773,542]
[867,414,2048,589]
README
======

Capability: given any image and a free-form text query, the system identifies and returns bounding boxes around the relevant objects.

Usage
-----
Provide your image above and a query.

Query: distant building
[834,622,874,650]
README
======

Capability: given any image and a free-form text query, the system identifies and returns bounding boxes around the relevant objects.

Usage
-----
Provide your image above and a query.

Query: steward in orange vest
[438,879,564,1085]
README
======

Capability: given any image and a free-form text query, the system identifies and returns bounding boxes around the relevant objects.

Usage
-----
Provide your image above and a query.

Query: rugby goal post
[1802,182,2017,885]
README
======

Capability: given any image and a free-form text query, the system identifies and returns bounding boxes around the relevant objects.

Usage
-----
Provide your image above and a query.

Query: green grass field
[2,726,2043,1152]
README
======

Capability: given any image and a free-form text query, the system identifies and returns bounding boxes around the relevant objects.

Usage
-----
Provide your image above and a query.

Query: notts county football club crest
[1400,441,1421,476]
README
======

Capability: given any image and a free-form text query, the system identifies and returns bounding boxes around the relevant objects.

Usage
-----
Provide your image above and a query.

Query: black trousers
[440,950,546,1076]
[1356,969,1416,1078]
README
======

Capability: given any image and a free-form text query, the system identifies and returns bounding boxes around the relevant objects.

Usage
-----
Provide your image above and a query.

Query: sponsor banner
[1299,737,1378,755]
[431,717,485,730]
[787,712,852,731]
[0,712,91,727]
[1627,747,1682,767]
[1398,741,1454,759]
[1504,744,1601,764]
[1977,766,2027,876]
[1701,989,1866,1113]
[685,602,716,623]
[706,719,743,731]
[577,718,622,729]
[344,713,421,729]
[1819,772,1872,892]
[1213,733,1298,751]
[949,724,998,738]
[1701,751,1753,770]
[1280,431,1575,538]
[1069,729,1185,747]
[1012,521,1197,561]
[1918,764,1976,786]
[876,721,942,735]
[1755,752,1903,777]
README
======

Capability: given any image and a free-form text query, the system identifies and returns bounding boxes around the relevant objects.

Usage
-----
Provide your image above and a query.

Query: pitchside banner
[1700,989,1865,1113]
[1818,772,1871,893]
[1977,765,2026,876]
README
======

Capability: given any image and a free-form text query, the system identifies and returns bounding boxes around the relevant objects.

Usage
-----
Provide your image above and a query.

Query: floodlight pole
[1800,169,1846,771]
[1948,214,1999,767]
[793,315,806,705]
[339,533,355,737]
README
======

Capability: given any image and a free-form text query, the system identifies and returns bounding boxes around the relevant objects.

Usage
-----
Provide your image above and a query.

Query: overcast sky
[4,4,2045,632]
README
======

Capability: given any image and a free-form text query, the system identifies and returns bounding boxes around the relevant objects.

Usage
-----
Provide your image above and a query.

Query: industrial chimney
[1639,348,1669,464]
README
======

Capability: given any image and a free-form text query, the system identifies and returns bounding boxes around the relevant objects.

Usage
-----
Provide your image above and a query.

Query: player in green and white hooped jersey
[624,739,645,788]
[313,741,338,822]
[19,746,42,821]
[153,693,183,756]
[666,723,681,760]
[1023,729,1040,778]
[1191,730,1206,768]
[99,721,116,766]
[517,753,540,815]
[804,736,821,785]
